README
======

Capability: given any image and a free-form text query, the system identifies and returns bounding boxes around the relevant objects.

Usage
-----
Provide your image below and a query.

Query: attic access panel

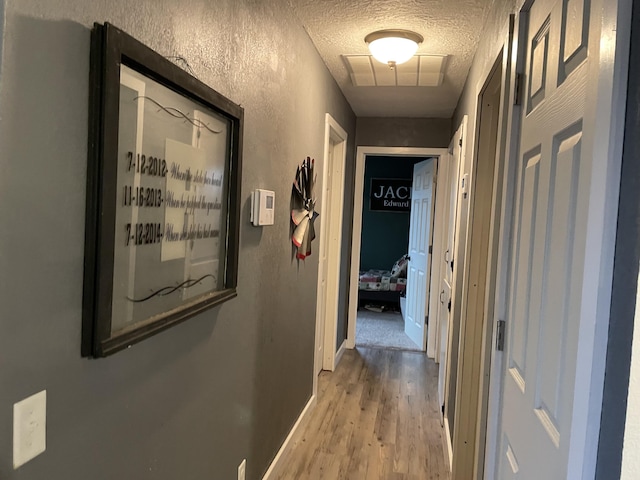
[343,54,448,87]
[83,23,243,357]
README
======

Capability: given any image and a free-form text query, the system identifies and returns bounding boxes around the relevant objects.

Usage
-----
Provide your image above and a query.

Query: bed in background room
[358,255,408,311]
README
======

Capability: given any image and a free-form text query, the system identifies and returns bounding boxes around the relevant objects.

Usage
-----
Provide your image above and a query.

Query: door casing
[314,114,347,387]
[451,49,506,480]
[347,146,448,349]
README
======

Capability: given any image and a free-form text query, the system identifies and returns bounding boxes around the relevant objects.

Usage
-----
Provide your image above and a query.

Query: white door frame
[347,146,448,349]
[427,152,451,359]
[441,118,467,469]
[314,113,347,390]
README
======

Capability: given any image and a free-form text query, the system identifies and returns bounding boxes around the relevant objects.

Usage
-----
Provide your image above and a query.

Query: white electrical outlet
[238,458,246,480]
[13,390,47,469]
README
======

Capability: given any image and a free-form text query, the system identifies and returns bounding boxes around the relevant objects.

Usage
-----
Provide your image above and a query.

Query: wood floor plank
[276,347,451,479]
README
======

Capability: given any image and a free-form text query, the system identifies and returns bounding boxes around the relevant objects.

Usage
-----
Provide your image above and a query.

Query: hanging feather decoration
[291,157,319,260]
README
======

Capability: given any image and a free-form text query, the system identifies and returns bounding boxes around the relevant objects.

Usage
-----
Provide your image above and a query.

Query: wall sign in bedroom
[369,178,412,212]
[82,23,243,357]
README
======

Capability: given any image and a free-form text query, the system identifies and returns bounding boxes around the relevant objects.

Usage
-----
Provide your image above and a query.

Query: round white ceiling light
[365,29,424,68]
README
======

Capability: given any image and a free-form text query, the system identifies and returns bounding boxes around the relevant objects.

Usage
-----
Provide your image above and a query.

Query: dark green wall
[359,156,427,271]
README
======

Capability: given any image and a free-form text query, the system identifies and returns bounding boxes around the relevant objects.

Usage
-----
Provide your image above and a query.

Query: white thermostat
[251,189,275,226]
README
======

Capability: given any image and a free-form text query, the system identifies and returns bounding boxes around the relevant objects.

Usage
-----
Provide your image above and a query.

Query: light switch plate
[13,390,47,469]
[238,458,246,480]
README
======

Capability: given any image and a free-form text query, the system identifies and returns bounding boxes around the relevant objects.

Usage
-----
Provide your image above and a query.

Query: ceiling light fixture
[365,29,424,68]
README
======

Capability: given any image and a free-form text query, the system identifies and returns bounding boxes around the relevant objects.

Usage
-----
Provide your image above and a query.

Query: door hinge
[459,137,463,147]
[514,73,524,106]
[496,320,506,351]
[429,245,433,254]
[425,315,429,326]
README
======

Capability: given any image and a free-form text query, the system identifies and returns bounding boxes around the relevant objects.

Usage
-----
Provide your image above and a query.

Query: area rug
[355,310,423,351]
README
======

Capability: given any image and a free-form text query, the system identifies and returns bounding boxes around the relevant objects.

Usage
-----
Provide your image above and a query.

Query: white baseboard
[262,395,317,480]
[335,339,347,367]
[444,417,454,471]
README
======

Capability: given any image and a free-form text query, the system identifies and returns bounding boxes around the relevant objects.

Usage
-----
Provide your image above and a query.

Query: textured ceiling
[290,0,493,118]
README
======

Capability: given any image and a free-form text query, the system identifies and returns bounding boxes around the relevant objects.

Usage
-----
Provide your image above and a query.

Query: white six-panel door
[405,159,435,349]
[497,0,615,477]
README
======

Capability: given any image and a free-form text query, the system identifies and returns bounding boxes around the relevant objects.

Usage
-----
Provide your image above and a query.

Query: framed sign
[83,23,243,357]
[369,178,412,212]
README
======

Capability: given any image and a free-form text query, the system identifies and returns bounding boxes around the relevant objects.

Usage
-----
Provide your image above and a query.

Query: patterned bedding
[358,270,406,292]
[358,254,408,292]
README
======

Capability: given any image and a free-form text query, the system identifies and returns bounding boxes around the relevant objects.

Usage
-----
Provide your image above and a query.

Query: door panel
[508,146,541,392]
[559,0,590,82]
[405,159,434,349]
[497,0,594,477]
[502,436,521,479]
[536,124,582,433]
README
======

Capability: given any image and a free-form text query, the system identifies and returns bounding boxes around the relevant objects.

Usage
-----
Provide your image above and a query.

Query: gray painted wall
[0,1,355,479]
[355,117,451,148]
[452,0,516,131]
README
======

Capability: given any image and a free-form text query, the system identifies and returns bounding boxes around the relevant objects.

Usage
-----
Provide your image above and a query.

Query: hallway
[0,0,635,477]
[278,347,450,479]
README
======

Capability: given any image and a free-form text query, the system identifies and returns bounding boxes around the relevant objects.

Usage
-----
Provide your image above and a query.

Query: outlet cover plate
[13,390,47,469]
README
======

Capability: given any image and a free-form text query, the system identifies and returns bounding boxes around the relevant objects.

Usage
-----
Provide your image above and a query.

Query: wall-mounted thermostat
[251,189,275,226]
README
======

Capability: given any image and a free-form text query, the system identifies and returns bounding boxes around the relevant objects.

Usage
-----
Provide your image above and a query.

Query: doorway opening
[355,155,430,351]
[314,114,347,390]
[347,147,448,353]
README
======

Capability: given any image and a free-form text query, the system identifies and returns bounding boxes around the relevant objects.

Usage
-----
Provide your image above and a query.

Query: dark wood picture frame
[83,23,243,357]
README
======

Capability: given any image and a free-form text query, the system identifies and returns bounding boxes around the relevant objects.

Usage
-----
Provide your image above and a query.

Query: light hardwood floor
[276,347,451,479]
